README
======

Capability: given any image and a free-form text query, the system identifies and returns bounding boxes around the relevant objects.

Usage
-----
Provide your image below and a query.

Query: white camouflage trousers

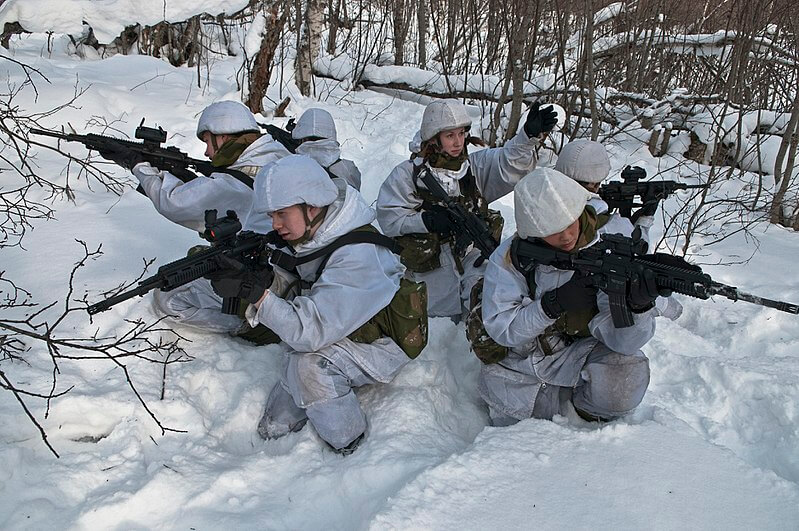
[259,337,410,450]
[478,339,650,424]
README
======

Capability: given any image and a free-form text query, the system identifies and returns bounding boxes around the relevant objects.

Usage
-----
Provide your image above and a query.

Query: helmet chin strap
[286,204,329,246]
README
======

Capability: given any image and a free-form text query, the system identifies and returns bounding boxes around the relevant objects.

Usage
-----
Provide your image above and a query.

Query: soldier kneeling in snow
[474,168,680,425]
[113,101,291,342]
[207,155,427,454]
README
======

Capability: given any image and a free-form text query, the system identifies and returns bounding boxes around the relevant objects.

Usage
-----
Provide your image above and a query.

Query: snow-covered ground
[1,31,798,530]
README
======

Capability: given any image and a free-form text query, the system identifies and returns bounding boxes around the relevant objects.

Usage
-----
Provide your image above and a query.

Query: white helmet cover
[196,101,260,140]
[514,168,593,239]
[254,155,338,214]
[554,139,611,184]
[292,108,337,141]
[420,99,472,141]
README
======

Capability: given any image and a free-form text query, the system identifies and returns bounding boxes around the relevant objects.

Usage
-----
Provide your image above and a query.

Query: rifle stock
[263,123,302,153]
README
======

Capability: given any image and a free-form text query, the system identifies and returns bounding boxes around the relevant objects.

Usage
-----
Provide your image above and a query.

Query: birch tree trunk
[295,0,324,96]
[392,0,408,65]
[769,89,799,225]
[505,0,534,141]
[326,0,341,55]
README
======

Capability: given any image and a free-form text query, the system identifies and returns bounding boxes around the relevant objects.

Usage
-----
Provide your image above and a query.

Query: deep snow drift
[1,31,798,530]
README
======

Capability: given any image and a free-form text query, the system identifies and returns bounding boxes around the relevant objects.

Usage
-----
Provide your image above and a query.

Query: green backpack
[348,277,429,359]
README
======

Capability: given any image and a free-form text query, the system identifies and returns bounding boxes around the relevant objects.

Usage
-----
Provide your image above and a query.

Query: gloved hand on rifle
[422,205,459,236]
[627,268,665,313]
[640,253,702,298]
[631,199,660,224]
[206,254,274,305]
[540,272,597,319]
[454,230,474,257]
[523,102,559,139]
[97,146,145,170]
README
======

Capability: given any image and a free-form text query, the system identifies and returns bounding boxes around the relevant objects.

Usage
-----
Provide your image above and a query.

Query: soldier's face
[270,204,322,241]
[579,181,600,193]
[201,131,232,158]
[438,127,466,157]
[542,218,580,252]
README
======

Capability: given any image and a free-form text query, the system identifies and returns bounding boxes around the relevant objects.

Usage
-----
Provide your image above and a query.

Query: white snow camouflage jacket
[376,130,541,237]
[481,213,680,385]
[132,134,290,233]
[248,179,405,354]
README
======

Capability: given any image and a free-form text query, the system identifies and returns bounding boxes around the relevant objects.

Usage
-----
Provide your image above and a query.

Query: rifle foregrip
[657,277,709,299]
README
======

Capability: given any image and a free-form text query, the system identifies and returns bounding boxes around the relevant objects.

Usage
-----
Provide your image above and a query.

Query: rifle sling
[197,162,254,188]
[269,228,403,283]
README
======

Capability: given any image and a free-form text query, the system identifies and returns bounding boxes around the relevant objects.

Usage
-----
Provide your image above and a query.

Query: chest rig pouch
[270,226,429,359]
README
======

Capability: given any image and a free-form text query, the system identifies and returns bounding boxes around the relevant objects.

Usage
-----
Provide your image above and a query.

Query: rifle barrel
[86,280,162,315]
[29,128,66,139]
[708,282,799,315]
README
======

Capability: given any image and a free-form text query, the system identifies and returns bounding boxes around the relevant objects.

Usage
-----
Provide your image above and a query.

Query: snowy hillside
[1,28,799,531]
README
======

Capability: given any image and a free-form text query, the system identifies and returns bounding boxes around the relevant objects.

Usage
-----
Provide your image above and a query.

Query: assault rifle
[599,166,708,219]
[87,210,273,315]
[512,230,799,328]
[261,118,303,153]
[418,168,498,266]
[31,120,254,189]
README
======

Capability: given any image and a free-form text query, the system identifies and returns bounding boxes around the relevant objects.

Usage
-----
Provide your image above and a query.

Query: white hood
[196,100,259,139]
[296,138,342,168]
[554,139,611,184]
[252,155,339,216]
[292,107,337,141]
[514,168,592,239]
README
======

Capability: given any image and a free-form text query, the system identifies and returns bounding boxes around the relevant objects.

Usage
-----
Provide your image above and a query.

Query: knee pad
[257,383,308,440]
[286,353,346,408]
[574,353,650,418]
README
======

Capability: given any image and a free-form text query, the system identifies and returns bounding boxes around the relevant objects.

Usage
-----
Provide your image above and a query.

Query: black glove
[627,268,660,312]
[642,253,702,297]
[540,273,597,319]
[97,146,144,170]
[422,207,458,235]
[631,200,660,224]
[453,230,474,257]
[523,102,558,139]
[206,254,274,304]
